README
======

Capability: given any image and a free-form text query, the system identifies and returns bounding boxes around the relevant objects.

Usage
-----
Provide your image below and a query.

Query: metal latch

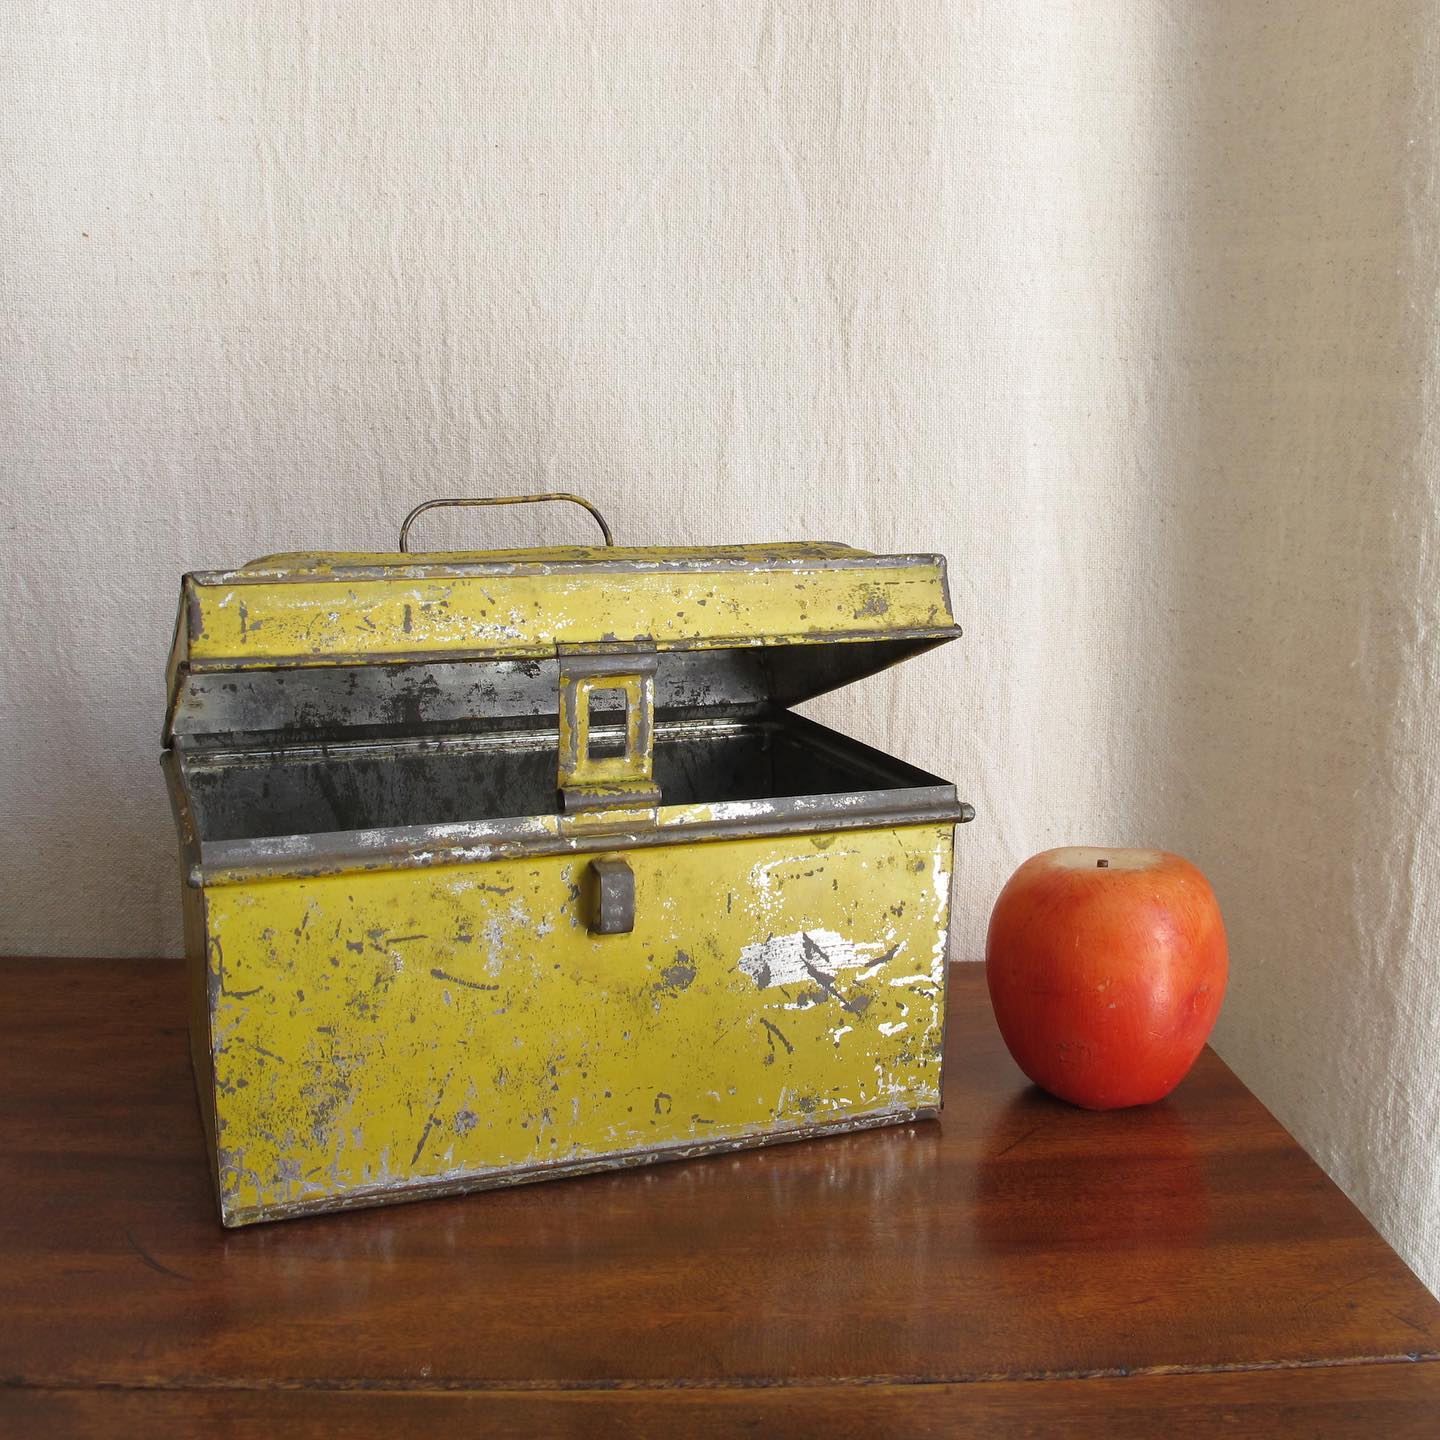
[557,647,660,816]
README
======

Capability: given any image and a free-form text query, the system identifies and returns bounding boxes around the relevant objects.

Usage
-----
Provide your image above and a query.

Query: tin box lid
[164,496,960,746]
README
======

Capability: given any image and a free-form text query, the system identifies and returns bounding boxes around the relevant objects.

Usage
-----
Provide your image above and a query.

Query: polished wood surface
[3,958,1438,1436]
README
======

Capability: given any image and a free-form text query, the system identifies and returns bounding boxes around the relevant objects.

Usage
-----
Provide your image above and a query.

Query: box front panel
[203,824,953,1223]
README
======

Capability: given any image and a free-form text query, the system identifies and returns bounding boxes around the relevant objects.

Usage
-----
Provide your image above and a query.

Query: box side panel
[181,880,223,1217]
[205,824,953,1224]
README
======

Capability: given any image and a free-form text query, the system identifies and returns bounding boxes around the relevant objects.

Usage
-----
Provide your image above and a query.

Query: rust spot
[430,967,498,992]
[759,1017,794,1065]
[653,952,697,996]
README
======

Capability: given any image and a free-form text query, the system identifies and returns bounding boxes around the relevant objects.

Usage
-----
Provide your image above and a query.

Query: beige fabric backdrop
[3,2,1436,1294]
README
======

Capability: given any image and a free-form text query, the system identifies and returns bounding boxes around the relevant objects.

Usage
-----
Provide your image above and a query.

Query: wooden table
[3,960,1438,1437]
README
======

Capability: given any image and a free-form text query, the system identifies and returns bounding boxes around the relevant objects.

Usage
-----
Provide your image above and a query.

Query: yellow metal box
[163,496,972,1226]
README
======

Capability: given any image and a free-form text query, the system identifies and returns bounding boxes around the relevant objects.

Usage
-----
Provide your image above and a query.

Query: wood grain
[2,957,1437,1435]
[6,1364,1440,1440]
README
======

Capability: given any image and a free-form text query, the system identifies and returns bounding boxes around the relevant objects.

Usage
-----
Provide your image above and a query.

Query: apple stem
[1097,858,1109,868]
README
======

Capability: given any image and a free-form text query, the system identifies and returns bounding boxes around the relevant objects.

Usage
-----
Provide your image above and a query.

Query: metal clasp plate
[557,646,660,818]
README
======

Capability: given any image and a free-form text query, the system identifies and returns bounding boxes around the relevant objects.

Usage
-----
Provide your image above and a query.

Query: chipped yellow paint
[182,546,954,666]
[203,824,953,1226]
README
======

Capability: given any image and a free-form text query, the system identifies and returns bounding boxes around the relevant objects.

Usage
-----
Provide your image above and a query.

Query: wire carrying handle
[398,493,615,552]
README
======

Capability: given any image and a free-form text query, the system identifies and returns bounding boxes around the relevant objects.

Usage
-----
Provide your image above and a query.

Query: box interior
[180,716,948,844]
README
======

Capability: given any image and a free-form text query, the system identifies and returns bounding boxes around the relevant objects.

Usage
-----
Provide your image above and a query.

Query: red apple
[985,847,1228,1109]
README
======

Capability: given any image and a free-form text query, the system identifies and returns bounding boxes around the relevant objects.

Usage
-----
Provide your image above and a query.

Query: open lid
[165,494,960,749]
